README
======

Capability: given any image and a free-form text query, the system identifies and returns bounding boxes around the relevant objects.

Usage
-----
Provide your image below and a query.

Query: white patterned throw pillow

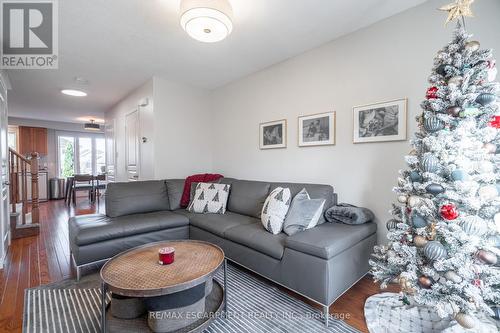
[188,183,230,214]
[261,187,292,235]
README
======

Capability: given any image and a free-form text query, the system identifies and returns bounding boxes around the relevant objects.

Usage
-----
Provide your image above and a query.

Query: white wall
[106,77,213,181]
[153,77,213,179]
[105,79,155,182]
[210,0,500,244]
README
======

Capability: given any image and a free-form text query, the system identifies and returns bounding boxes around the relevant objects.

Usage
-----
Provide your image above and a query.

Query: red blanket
[180,173,224,208]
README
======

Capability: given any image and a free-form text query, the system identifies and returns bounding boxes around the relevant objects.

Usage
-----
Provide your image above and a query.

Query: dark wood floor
[0,198,393,333]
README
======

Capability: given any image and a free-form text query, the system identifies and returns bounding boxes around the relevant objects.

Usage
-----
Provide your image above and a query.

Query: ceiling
[7,0,429,124]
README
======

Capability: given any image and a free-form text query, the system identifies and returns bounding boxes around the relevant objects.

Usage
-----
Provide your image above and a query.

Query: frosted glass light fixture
[61,89,87,97]
[180,0,233,43]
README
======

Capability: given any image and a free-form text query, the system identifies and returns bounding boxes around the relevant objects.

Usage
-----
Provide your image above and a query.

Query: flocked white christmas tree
[370,1,500,330]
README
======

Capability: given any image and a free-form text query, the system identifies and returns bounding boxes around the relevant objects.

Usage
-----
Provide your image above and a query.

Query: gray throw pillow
[283,189,325,236]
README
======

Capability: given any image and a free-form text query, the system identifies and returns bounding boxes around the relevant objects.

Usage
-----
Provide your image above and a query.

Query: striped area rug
[24,264,359,333]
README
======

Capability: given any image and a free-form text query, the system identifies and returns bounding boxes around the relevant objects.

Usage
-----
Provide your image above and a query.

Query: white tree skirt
[364,293,500,333]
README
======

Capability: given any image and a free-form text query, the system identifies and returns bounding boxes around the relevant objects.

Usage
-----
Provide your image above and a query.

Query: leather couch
[69,178,377,323]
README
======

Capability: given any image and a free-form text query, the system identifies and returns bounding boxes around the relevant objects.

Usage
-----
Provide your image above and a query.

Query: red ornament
[440,203,459,220]
[488,116,500,129]
[426,87,439,99]
[473,279,483,288]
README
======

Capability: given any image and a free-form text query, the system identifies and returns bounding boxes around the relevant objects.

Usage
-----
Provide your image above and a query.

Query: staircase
[9,149,40,239]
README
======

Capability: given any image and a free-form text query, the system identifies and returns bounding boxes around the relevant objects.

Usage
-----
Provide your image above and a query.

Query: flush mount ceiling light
[180,0,233,43]
[61,89,87,97]
[84,120,100,131]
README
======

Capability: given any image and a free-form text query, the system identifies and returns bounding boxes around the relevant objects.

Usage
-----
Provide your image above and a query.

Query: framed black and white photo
[260,119,287,149]
[298,112,336,147]
[353,98,407,143]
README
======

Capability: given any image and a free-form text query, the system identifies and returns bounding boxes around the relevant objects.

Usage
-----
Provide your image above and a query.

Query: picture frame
[353,98,407,143]
[259,119,287,149]
[298,112,336,147]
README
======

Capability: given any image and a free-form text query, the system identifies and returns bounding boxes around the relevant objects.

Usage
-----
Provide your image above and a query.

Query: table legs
[223,259,228,317]
[101,282,107,333]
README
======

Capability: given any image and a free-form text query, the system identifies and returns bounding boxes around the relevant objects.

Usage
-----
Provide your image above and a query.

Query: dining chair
[94,174,106,205]
[65,176,74,206]
[71,174,95,205]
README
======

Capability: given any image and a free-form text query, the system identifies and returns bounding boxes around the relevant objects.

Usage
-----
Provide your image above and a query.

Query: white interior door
[125,110,140,181]
[105,119,116,182]
[0,79,9,264]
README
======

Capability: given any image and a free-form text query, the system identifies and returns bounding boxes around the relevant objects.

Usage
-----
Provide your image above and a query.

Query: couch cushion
[225,222,287,260]
[106,181,170,217]
[225,179,270,218]
[188,183,230,214]
[285,222,377,259]
[165,179,185,210]
[271,182,335,224]
[69,211,189,246]
[175,210,257,237]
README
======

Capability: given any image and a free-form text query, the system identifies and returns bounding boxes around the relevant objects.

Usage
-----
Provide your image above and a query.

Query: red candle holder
[158,247,175,265]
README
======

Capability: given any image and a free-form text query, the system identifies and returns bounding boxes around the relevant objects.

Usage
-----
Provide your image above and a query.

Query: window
[7,126,18,150]
[96,138,106,174]
[78,137,92,174]
[58,136,75,177]
[56,132,105,177]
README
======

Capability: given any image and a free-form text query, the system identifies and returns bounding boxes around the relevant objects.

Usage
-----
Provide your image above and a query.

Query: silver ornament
[460,216,488,236]
[423,241,447,261]
[455,312,475,329]
[444,271,462,283]
[483,143,497,154]
[476,250,498,265]
[386,219,398,230]
[465,41,480,52]
[408,196,422,208]
[424,117,444,133]
[478,185,498,201]
[447,76,463,86]
[414,235,428,248]
[397,195,408,204]
[421,155,439,173]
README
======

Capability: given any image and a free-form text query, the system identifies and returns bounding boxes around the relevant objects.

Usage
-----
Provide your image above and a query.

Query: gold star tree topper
[439,0,475,25]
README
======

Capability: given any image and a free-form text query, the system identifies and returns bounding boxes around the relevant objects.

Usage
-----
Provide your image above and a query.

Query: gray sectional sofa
[69,178,377,324]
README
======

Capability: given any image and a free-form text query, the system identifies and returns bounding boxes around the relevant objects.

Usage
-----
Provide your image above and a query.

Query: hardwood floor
[0,198,392,333]
[0,198,104,333]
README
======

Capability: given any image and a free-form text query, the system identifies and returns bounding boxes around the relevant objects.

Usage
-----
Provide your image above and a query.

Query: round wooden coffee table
[100,240,227,333]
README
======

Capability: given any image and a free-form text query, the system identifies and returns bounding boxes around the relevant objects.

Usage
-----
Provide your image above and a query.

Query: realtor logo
[1,0,58,69]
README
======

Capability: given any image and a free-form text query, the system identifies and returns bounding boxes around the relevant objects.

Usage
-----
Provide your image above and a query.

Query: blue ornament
[476,93,496,106]
[461,216,488,236]
[412,213,428,228]
[421,155,439,173]
[410,171,423,183]
[424,117,444,133]
[426,183,445,195]
[424,241,447,261]
[451,169,468,181]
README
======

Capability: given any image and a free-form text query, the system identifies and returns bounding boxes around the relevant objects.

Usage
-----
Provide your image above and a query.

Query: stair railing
[9,148,39,226]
